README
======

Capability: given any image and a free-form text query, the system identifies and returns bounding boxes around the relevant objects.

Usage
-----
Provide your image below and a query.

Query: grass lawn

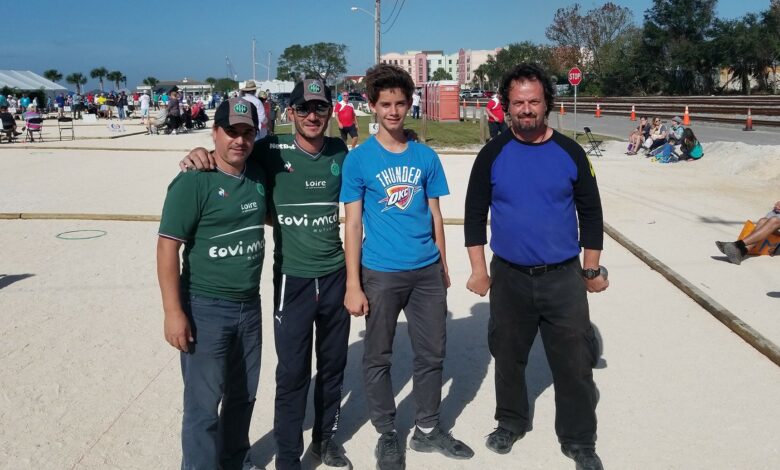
[275,115,613,150]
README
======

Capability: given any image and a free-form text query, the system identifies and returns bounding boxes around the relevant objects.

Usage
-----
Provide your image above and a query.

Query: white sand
[1,128,779,469]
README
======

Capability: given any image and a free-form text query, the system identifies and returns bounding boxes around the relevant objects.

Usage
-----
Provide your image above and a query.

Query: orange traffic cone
[595,103,601,118]
[560,103,566,115]
[744,108,754,131]
[630,105,636,121]
[683,106,690,125]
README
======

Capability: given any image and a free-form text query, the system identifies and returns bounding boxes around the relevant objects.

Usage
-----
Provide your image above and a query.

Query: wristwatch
[582,266,606,280]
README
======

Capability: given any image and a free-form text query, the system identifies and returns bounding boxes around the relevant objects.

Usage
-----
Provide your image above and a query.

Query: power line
[382,0,405,34]
[381,0,398,24]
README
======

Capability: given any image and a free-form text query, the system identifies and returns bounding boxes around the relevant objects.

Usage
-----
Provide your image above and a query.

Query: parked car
[482,91,496,98]
[468,89,483,98]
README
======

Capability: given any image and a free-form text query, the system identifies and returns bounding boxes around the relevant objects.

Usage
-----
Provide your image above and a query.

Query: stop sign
[568,67,582,86]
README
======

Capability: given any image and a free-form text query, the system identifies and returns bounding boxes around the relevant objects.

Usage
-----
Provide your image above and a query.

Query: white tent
[0,70,67,91]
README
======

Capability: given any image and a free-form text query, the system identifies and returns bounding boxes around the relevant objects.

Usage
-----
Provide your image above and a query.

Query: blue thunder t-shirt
[340,136,449,272]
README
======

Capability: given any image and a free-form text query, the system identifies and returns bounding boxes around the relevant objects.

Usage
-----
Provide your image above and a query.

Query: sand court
[2,128,779,469]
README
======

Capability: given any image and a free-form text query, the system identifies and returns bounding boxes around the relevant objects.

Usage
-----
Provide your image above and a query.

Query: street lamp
[351,1,381,65]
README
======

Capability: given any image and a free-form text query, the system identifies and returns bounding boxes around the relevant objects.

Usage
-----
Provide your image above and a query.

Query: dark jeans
[489,121,507,139]
[489,256,598,447]
[272,268,350,470]
[412,105,420,119]
[361,260,447,433]
[180,294,262,470]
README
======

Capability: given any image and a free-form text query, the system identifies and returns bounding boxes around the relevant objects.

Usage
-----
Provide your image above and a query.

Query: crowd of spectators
[626,115,703,163]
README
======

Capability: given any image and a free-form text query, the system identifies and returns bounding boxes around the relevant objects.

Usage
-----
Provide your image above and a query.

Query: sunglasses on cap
[293,102,330,117]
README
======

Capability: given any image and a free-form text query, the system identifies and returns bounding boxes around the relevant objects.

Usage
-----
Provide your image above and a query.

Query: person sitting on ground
[627,116,650,154]
[668,116,684,144]
[645,116,668,152]
[716,201,780,265]
[677,128,703,161]
[23,105,43,142]
[0,105,22,141]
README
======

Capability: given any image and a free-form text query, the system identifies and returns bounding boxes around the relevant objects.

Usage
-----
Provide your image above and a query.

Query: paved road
[462,106,780,145]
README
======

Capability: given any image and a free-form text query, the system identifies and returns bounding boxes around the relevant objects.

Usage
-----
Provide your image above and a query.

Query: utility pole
[374,0,381,65]
[252,36,257,81]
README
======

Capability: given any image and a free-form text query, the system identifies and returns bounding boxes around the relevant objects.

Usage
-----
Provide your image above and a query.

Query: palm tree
[90,67,108,91]
[66,73,87,94]
[106,71,123,91]
[142,76,159,92]
[43,69,62,83]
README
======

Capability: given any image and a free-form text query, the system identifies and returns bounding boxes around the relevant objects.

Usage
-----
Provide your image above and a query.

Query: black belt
[495,255,578,276]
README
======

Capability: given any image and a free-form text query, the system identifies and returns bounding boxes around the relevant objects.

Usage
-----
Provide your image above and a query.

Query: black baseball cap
[214,97,259,130]
[290,79,332,106]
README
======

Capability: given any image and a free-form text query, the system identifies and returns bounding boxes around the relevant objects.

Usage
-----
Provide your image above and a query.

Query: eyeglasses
[293,102,330,117]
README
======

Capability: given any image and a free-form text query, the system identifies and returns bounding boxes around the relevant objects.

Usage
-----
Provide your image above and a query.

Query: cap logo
[233,103,248,114]
[307,82,322,93]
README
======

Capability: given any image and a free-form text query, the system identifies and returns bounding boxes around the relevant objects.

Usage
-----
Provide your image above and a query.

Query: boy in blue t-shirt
[340,64,474,470]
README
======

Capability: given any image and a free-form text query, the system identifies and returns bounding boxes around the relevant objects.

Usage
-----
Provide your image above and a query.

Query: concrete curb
[3,211,777,367]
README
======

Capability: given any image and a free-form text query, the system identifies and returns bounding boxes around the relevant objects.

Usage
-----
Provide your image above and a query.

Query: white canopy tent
[0,70,67,92]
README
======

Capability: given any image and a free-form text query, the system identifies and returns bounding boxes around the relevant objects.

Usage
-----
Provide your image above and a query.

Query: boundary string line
[3,212,778,367]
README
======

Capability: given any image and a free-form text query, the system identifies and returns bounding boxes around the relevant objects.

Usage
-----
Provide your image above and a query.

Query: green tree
[90,67,108,92]
[214,77,239,94]
[65,73,87,94]
[546,2,634,94]
[43,69,62,83]
[277,43,347,83]
[472,65,487,89]
[431,68,453,81]
[482,42,554,90]
[642,0,718,94]
[712,12,780,94]
[143,76,159,92]
[106,71,124,90]
[205,77,217,88]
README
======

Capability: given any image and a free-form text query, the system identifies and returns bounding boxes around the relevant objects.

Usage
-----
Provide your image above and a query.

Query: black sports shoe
[561,445,604,470]
[485,427,524,454]
[721,241,747,265]
[409,426,474,459]
[715,241,727,255]
[312,438,350,468]
[375,431,405,470]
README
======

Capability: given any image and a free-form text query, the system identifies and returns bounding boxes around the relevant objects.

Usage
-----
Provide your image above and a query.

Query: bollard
[479,112,487,145]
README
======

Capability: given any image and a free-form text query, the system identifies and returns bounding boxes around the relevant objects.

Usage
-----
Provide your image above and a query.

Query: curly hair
[498,63,555,116]
[365,64,415,104]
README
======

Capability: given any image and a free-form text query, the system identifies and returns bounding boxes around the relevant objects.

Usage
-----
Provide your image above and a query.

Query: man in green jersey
[181,79,351,470]
[158,97,266,470]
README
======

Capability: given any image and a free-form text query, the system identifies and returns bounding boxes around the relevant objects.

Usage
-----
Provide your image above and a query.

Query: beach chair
[584,127,603,157]
[58,117,75,140]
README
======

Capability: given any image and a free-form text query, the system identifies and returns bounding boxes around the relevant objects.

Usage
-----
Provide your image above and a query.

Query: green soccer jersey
[158,162,267,302]
[253,134,347,278]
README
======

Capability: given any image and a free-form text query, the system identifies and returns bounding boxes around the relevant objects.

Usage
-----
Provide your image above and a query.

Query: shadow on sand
[0,273,35,290]
[245,303,606,468]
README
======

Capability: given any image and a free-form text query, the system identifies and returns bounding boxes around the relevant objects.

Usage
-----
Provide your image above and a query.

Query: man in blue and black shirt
[464,63,608,470]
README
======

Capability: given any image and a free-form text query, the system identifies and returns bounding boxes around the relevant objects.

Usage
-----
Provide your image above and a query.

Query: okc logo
[379,184,420,211]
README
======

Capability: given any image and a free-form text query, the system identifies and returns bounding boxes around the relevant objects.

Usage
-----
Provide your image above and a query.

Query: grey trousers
[361,260,447,433]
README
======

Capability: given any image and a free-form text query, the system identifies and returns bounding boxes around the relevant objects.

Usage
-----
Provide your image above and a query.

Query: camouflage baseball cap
[214,97,259,130]
[290,79,332,105]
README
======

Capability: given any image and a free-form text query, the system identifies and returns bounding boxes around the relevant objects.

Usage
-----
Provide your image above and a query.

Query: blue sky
[2,0,771,91]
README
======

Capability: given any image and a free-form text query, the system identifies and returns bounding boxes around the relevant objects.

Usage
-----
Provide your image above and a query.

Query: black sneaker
[561,445,603,470]
[409,426,474,460]
[721,241,747,265]
[485,427,524,454]
[715,241,727,255]
[375,431,405,470]
[312,438,350,468]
